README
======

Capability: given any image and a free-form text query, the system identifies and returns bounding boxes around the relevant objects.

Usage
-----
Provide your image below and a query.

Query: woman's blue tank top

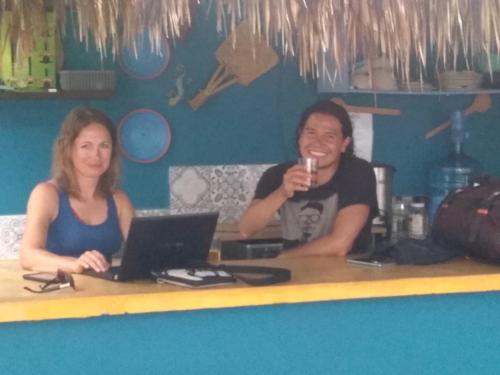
[46,190,123,261]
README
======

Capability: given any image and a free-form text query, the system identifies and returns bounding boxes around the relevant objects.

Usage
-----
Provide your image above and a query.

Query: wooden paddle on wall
[425,94,492,139]
[189,21,279,110]
[331,97,401,116]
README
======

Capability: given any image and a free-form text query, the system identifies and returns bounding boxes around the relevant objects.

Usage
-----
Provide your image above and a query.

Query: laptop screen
[118,211,219,281]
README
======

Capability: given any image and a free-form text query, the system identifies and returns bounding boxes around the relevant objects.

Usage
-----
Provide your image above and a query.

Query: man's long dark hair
[296,100,354,156]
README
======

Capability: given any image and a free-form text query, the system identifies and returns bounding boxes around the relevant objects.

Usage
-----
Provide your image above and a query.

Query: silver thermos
[371,162,395,238]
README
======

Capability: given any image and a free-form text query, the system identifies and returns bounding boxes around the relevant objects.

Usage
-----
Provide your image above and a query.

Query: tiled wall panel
[169,164,272,223]
[0,215,26,260]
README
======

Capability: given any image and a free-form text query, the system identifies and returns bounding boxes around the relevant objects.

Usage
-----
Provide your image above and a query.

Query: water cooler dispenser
[428,111,481,222]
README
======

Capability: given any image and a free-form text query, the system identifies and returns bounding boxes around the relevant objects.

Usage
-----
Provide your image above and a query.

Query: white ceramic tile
[135,208,170,217]
[0,215,26,259]
[171,168,210,206]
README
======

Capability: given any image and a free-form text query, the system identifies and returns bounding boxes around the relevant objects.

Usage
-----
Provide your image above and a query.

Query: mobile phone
[23,272,58,283]
[346,258,385,267]
[347,253,395,268]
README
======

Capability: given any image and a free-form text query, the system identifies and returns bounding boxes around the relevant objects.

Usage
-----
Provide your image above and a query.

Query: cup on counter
[208,236,222,263]
[298,157,319,188]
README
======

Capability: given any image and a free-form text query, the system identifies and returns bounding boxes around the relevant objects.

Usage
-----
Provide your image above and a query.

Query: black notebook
[151,268,236,288]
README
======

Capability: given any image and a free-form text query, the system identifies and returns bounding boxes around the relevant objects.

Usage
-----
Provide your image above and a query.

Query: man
[239,100,378,257]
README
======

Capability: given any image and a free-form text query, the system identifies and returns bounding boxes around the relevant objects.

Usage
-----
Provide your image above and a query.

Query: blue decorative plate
[119,36,170,79]
[118,109,172,163]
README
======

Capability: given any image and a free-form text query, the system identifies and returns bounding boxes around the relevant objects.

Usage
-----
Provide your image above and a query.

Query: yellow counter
[2,256,500,323]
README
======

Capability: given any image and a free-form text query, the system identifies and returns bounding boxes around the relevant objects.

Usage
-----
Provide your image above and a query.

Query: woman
[20,108,135,273]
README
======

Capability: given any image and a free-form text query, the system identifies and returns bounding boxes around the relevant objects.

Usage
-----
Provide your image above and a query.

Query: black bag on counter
[432,177,500,263]
[354,238,461,266]
[389,238,461,265]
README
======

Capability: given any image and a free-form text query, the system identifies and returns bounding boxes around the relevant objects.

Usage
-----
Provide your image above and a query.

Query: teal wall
[0,7,499,214]
[2,292,500,374]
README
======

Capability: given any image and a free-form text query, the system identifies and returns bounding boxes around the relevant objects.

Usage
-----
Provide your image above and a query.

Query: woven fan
[189,21,279,110]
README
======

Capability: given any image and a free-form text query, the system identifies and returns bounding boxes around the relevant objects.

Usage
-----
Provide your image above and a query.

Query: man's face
[298,113,351,170]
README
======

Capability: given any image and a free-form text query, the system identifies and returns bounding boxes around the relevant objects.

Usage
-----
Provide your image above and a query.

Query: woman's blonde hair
[52,107,120,197]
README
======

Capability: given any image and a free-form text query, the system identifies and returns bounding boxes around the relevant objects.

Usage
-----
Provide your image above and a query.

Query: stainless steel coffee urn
[372,163,395,238]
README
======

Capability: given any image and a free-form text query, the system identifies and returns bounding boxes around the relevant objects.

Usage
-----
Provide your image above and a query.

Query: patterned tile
[170,164,273,222]
[170,167,212,208]
[0,215,26,260]
[135,208,170,217]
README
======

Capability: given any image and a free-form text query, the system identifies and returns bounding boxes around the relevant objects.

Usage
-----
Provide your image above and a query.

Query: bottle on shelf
[391,196,412,243]
[408,199,428,240]
[428,111,481,223]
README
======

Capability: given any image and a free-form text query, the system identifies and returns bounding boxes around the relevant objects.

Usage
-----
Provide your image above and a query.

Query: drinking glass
[298,157,318,188]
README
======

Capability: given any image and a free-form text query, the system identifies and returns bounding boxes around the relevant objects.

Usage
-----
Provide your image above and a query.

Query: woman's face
[71,122,113,180]
[298,113,351,170]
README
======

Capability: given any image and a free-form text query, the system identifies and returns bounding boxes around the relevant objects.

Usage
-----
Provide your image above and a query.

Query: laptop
[83,211,219,282]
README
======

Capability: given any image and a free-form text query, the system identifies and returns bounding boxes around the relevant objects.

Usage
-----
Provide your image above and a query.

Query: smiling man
[239,100,378,257]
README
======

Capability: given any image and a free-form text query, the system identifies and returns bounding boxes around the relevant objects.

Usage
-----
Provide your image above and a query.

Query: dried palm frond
[0,0,48,60]
[1,0,193,61]
[216,0,500,82]
[61,0,193,59]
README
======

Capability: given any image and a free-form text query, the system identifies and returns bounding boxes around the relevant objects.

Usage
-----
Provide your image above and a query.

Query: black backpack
[432,176,500,263]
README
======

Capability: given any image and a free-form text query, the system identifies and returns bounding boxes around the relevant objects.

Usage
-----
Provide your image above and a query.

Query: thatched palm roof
[1,0,499,83]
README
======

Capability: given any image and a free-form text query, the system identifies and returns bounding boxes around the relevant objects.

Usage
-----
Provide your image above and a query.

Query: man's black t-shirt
[254,155,378,253]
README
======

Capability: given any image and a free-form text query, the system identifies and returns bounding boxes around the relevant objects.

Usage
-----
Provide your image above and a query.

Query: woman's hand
[279,164,311,198]
[76,250,110,273]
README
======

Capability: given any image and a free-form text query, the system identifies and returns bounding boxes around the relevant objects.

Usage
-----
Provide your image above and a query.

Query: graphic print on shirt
[280,194,339,245]
[298,201,323,242]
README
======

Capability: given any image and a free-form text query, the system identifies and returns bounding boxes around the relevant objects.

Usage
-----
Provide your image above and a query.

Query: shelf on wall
[317,56,500,95]
[319,88,500,95]
[0,90,114,100]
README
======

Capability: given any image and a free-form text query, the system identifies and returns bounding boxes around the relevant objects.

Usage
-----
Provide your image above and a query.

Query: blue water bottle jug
[428,111,481,222]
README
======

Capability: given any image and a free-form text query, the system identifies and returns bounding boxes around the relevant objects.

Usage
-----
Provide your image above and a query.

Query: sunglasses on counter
[23,269,76,294]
